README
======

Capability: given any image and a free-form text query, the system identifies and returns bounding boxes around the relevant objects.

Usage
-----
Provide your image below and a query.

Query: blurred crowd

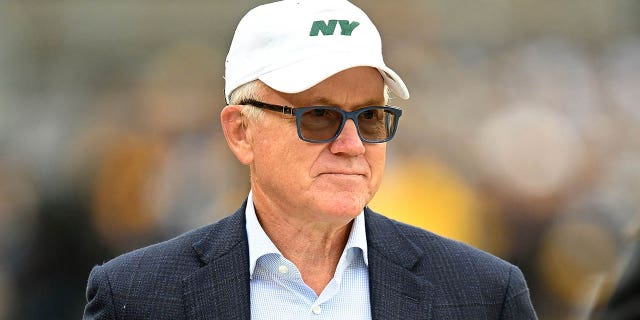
[0,1,638,319]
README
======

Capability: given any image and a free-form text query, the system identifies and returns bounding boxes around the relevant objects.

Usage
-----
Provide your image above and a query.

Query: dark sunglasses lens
[299,108,343,141]
[357,108,396,142]
[299,107,398,142]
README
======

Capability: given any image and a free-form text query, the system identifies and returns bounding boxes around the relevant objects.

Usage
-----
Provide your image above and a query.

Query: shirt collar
[245,190,369,279]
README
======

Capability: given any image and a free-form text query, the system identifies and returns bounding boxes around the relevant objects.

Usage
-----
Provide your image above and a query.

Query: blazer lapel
[182,202,251,320]
[181,203,434,319]
[365,208,433,320]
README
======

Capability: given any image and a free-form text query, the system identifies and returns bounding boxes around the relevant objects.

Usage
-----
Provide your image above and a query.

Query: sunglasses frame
[239,98,402,143]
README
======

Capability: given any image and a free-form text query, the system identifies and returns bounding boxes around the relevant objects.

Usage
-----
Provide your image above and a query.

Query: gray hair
[228,80,267,121]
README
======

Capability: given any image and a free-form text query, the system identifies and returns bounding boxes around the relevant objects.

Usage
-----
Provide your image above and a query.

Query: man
[84,0,537,319]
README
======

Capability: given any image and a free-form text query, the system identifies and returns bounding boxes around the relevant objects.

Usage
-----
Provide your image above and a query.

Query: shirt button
[312,305,321,315]
[278,265,288,274]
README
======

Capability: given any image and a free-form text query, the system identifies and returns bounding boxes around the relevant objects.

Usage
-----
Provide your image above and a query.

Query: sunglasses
[239,99,402,143]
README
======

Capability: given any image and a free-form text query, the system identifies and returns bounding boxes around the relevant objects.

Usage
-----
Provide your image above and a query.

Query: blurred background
[0,0,638,319]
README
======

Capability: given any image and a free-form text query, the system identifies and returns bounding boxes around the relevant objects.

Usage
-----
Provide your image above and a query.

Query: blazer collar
[182,200,251,320]
[365,207,434,320]
[181,202,433,320]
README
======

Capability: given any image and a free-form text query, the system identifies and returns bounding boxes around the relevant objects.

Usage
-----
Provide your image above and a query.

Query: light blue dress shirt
[245,191,372,320]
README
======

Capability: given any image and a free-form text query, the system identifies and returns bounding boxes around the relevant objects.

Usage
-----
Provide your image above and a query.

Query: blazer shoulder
[84,224,212,319]
[84,206,249,319]
[366,209,532,308]
[97,205,247,275]
[102,223,208,270]
[367,209,514,271]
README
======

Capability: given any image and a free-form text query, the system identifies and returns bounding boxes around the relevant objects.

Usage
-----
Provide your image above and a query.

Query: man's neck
[254,204,353,295]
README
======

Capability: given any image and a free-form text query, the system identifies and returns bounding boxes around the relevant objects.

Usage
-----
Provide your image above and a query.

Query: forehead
[265,67,386,108]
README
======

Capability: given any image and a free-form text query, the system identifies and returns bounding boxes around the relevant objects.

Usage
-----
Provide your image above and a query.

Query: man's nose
[329,120,366,156]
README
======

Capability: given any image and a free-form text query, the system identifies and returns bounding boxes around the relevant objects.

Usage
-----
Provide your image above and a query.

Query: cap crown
[224,0,409,102]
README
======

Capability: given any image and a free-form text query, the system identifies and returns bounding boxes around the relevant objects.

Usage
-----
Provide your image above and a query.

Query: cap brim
[258,54,410,100]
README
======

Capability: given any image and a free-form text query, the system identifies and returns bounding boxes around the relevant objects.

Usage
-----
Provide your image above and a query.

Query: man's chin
[312,191,370,218]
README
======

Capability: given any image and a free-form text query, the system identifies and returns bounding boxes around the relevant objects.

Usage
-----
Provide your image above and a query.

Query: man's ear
[220,105,254,165]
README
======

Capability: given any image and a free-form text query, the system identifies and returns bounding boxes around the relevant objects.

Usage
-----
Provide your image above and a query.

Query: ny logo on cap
[309,20,360,36]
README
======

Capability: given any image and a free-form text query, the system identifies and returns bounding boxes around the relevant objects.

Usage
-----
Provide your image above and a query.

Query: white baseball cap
[224,0,410,103]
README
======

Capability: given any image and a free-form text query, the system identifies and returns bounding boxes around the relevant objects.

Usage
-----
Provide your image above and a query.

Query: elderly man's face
[247,66,387,223]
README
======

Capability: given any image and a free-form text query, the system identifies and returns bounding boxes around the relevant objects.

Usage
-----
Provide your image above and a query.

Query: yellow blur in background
[371,158,486,249]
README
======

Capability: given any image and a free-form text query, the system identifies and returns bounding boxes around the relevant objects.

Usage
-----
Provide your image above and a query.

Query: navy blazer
[84,202,537,319]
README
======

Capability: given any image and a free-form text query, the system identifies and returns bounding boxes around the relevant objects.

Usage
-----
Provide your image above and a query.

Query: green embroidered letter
[309,20,338,36]
[338,20,360,35]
